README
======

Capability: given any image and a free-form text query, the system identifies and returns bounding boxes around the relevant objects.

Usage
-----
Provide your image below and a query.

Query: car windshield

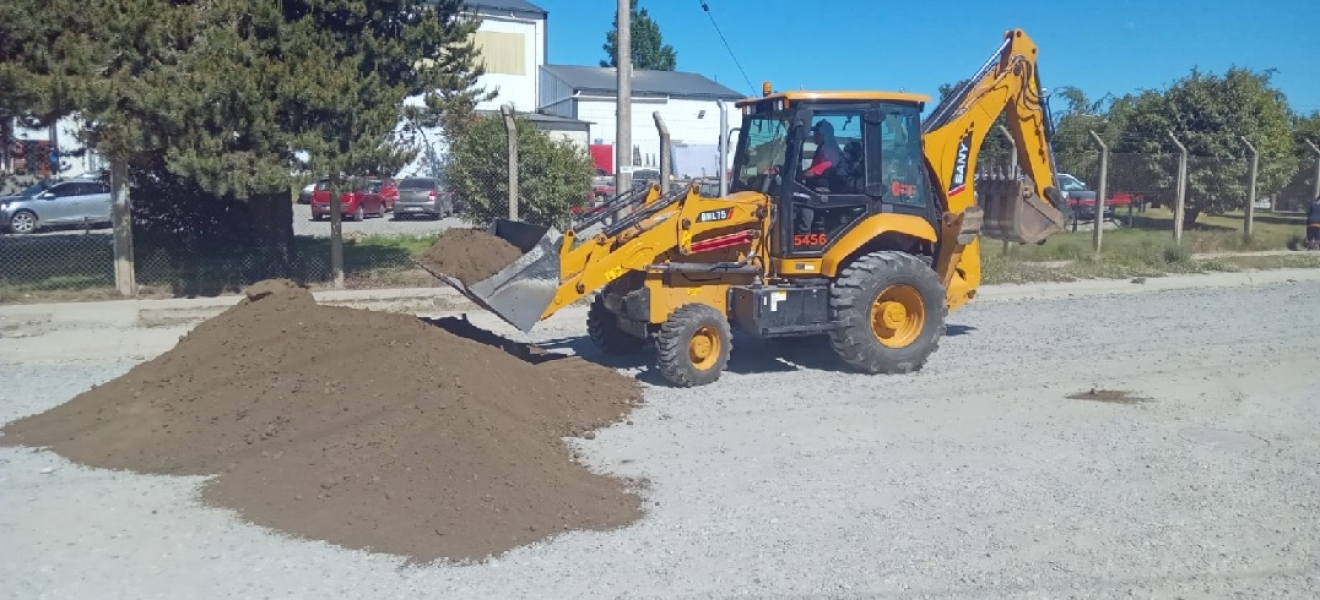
[17,181,54,198]
[1058,174,1086,191]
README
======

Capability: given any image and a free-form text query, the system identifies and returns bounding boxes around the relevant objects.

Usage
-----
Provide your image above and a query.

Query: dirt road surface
[3,274,1319,598]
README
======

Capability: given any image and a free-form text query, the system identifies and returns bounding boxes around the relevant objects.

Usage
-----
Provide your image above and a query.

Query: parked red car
[310,178,388,221]
[376,178,398,213]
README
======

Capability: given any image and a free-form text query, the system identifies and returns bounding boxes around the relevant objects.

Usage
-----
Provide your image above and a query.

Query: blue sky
[535,0,1320,115]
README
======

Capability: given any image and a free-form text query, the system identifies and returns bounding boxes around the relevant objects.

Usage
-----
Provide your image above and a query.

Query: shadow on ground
[533,321,979,386]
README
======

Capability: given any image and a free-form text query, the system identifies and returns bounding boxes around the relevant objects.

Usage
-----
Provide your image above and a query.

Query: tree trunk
[247,190,295,278]
[1185,208,1201,228]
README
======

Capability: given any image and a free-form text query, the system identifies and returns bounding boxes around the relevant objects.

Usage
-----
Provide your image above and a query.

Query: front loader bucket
[976,170,1070,244]
[415,219,563,333]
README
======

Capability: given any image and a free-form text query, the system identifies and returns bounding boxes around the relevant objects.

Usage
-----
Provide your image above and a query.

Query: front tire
[8,210,38,234]
[655,303,732,387]
[827,251,946,374]
[586,294,645,355]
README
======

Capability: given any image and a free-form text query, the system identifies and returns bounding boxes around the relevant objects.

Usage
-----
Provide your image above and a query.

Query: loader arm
[920,28,1070,308]
[539,186,772,320]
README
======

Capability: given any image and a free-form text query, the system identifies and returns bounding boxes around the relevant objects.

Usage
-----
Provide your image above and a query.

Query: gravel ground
[290,203,465,238]
[3,279,1320,598]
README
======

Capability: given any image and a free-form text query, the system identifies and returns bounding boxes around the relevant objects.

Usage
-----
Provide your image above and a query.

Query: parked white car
[0,178,113,234]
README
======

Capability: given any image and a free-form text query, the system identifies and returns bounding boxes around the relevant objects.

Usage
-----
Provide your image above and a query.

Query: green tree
[1109,67,1294,224]
[934,80,1013,170]
[445,111,594,229]
[1,0,488,277]
[1048,86,1114,184]
[1282,110,1320,208]
[600,0,677,71]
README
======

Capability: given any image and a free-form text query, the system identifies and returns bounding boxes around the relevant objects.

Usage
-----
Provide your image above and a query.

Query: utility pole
[614,0,632,196]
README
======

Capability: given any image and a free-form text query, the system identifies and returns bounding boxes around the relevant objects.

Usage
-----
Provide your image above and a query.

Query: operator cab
[729,89,934,259]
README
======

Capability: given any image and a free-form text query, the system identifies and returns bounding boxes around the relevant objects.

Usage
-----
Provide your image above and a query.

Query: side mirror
[39,192,56,200]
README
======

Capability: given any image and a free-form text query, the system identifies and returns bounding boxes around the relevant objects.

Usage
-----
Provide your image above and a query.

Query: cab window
[878,106,925,208]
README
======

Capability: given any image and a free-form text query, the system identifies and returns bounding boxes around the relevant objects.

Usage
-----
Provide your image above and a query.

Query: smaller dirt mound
[1,279,645,564]
[1067,388,1152,404]
[418,228,523,284]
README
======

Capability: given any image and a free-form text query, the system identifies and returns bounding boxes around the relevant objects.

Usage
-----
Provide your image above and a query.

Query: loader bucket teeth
[976,172,1068,244]
[415,218,563,333]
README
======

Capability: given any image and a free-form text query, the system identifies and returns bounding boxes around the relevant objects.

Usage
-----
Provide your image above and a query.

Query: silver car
[0,178,113,234]
[392,177,455,219]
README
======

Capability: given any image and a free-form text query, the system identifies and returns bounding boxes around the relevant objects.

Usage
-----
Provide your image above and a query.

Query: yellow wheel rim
[870,284,926,349]
[688,325,721,370]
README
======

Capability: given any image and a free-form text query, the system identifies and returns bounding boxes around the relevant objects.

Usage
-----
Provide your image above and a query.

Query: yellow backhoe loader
[424,29,1071,387]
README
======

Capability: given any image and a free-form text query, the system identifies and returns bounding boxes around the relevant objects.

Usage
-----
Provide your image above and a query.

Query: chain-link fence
[4,125,1320,303]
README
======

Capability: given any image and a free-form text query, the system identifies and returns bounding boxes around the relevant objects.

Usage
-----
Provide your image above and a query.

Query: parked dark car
[392,177,454,219]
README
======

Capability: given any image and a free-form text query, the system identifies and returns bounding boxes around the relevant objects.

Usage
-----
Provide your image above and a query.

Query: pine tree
[600,0,677,71]
[2,0,490,275]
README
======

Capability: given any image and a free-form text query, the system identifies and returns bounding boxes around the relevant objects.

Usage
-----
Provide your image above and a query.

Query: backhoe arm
[917,28,1069,312]
[921,28,1068,235]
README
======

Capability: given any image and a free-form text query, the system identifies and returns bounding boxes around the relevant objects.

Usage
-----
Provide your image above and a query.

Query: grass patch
[1001,208,1307,264]
[0,232,448,304]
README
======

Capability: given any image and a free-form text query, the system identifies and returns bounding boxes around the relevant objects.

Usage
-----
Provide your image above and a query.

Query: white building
[464,0,546,113]
[537,65,746,179]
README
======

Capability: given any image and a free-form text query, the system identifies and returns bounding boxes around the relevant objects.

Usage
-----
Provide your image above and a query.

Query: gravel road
[291,203,464,238]
[3,278,1319,599]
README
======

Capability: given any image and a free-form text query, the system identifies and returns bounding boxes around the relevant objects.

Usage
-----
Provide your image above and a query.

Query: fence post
[1308,140,1320,204]
[997,124,1016,254]
[109,155,136,297]
[500,106,519,221]
[1089,130,1108,253]
[329,175,344,288]
[1241,136,1258,244]
[654,111,671,194]
[1168,131,1188,245]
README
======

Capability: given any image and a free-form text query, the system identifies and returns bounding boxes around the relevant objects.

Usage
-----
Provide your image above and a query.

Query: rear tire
[827,251,946,374]
[655,303,732,387]
[586,294,645,355]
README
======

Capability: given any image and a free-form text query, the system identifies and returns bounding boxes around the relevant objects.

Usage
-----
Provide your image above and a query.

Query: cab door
[779,105,877,258]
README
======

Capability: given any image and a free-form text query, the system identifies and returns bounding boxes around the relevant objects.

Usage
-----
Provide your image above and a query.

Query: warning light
[762,81,772,97]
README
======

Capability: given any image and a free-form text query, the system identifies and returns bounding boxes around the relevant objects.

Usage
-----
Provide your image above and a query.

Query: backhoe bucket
[976,170,1070,245]
[417,219,563,333]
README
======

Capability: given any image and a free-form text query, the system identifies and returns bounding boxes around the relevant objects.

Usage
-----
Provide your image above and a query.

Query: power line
[698,1,755,95]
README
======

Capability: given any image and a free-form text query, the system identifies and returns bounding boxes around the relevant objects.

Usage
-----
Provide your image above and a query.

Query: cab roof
[735,90,931,108]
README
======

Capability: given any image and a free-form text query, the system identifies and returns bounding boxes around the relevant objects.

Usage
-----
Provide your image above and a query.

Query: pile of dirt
[0,279,645,564]
[418,227,524,283]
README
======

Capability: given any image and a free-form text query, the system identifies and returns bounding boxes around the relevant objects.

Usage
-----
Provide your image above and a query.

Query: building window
[472,30,526,76]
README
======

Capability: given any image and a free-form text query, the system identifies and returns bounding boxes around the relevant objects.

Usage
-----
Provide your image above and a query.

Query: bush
[444,111,594,229]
